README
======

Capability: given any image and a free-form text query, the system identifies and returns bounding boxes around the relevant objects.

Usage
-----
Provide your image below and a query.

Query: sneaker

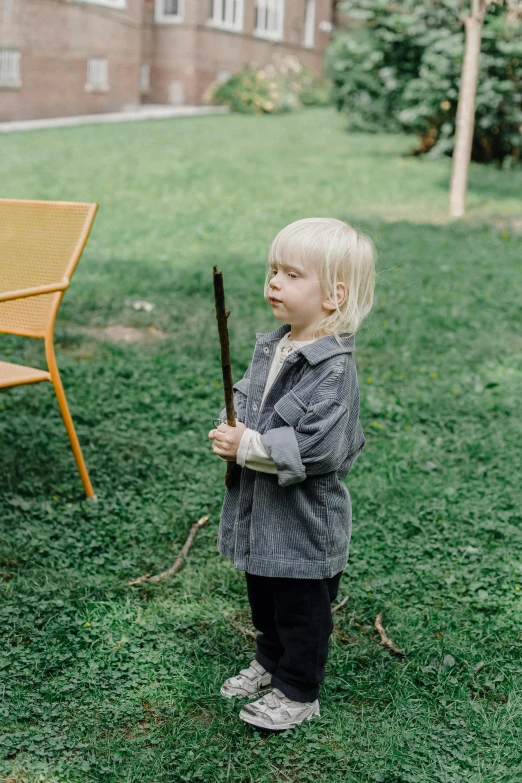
[220,659,272,699]
[239,687,320,731]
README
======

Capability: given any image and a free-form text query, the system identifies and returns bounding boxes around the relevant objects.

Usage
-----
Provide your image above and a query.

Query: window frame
[254,0,285,42]
[69,0,127,9]
[303,0,315,48]
[140,63,151,93]
[0,48,22,88]
[85,56,110,93]
[207,0,244,33]
[154,0,184,24]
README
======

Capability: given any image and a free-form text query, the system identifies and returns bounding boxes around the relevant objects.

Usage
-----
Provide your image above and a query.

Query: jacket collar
[256,323,355,366]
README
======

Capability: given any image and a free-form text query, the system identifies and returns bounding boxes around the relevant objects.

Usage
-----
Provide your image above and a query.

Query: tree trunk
[449,0,489,219]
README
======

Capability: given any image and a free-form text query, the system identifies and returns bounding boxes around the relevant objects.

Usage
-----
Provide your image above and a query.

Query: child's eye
[269,269,298,278]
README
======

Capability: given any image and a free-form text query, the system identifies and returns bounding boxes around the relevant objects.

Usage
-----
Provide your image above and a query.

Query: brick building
[0,0,334,122]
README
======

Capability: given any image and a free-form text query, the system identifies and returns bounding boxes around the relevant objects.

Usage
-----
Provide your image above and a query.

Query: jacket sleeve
[217,361,252,424]
[259,390,365,488]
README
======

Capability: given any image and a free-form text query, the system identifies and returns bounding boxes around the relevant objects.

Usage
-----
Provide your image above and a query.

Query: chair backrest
[0,199,97,338]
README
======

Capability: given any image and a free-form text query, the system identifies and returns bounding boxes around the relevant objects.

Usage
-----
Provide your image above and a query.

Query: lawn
[1,107,521,783]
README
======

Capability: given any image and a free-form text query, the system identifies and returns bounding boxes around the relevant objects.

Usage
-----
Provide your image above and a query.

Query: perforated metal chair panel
[0,360,51,389]
[0,200,95,337]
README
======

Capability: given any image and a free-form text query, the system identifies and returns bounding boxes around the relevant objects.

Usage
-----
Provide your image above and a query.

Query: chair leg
[51,370,96,500]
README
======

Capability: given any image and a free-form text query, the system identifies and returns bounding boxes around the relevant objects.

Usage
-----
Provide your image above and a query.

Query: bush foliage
[204,54,331,114]
[326,0,522,165]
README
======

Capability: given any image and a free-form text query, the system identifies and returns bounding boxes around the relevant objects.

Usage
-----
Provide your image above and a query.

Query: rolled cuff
[243,431,278,474]
[259,426,307,487]
[236,427,254,467]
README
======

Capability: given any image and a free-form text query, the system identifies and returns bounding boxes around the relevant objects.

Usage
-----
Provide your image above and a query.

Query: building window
[85,57,109,92]
[254,0,284,41]
[140,64,150,92]
[155,0,184,23]
[209,0,244,32]
[69,0,126,8]
[303,0,315,48]
[0,49,21,88]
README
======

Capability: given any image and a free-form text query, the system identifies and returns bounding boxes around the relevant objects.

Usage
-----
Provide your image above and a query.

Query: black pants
[245,569,343,704]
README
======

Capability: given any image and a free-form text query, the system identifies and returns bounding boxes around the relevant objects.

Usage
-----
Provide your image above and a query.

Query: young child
[208,217,375,732]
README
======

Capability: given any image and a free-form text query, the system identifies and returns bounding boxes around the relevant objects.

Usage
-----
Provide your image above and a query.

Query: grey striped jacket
[216,322,366,579]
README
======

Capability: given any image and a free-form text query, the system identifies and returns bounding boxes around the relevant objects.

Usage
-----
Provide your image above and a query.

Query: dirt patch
[78,324,167,344]
[492,218,522,233]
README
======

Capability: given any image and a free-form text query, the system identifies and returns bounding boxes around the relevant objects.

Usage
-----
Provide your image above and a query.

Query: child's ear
[336,282,347,307]
[323,283,347,311]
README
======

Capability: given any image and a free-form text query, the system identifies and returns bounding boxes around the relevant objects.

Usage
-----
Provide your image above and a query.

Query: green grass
[0,107,521,782]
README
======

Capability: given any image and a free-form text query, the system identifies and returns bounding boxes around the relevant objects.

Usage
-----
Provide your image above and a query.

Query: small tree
[449,0,494,218]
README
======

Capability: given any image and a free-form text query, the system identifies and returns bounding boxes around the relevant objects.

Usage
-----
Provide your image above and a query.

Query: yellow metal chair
[0,198,98,498]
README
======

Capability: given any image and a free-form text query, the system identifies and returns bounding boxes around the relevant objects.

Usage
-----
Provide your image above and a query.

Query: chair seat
[0,360,51,389]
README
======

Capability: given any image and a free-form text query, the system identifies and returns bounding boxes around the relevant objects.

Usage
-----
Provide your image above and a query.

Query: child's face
[266,258,330,332]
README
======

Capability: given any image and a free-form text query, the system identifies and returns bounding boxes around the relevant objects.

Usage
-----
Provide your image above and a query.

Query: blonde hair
[264,217,376,344]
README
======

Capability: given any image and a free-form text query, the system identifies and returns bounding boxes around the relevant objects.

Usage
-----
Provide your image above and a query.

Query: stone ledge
[0,104,230,133]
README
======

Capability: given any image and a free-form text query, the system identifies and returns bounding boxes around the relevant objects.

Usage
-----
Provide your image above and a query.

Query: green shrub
[204,66,282,114]
[204,54,331,114]
[326,0,522,165]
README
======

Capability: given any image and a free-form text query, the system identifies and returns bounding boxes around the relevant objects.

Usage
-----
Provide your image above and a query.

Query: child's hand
[208,421,247,461]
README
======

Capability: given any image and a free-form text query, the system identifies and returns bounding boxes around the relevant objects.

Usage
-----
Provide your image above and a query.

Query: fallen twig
[128,515,209,585]
[374,612,406,657]
[223,611,257,640]
[332,595,349,613]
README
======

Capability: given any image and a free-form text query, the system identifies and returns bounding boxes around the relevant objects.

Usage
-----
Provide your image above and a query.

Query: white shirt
[234,331,316,473]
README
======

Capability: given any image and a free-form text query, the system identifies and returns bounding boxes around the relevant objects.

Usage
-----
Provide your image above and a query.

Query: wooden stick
[213,266,239,489]
[128,516,208,585]
[331,595,349,613]
[374,612,406,657]
[223,610,257,640]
